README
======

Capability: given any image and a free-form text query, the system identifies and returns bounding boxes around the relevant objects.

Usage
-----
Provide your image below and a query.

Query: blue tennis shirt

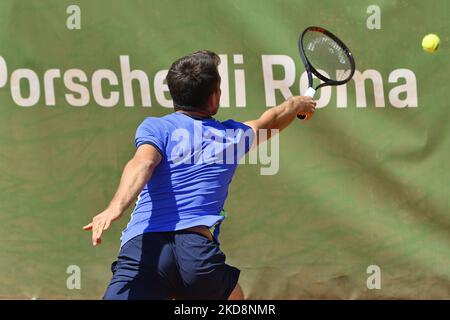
[120,112,254,247]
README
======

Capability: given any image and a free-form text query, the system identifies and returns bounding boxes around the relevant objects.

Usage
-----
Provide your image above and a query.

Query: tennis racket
[297,26,356,119]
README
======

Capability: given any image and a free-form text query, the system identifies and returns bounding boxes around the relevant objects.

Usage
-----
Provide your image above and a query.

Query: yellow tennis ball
[422,34,440,53]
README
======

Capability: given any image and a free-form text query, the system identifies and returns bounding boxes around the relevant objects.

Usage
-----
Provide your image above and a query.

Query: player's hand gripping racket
[297,26,356,119]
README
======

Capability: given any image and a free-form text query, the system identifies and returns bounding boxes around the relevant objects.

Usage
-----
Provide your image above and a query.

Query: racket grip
[304,87,316,97]
[297,87,316,120]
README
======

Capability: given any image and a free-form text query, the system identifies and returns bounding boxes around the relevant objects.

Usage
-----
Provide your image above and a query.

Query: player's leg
[228,283,244,300]
[173,231,241,300]
[103,233,177,300]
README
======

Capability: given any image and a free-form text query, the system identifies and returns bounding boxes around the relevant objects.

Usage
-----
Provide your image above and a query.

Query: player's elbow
[128,158,158,173]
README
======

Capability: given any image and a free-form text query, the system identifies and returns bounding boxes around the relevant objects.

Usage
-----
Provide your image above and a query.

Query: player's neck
[176,110,213,120]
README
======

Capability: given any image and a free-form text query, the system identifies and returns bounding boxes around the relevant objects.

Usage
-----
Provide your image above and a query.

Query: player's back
[120,112,254,247]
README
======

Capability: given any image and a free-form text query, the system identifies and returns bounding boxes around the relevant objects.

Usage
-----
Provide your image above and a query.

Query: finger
[93,237,102,246]
[93,224,104,244]
[83,223,93,230]
[92,221,105,245]
[103,220,112,231]
[93,232,102,246]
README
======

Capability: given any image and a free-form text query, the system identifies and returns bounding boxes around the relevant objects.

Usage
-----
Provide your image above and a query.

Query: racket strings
[303,31,352,82]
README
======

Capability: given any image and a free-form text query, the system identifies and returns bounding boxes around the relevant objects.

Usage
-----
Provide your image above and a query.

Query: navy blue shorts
[103,231,240,300]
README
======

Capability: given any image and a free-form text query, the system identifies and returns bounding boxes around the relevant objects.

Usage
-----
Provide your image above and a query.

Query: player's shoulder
[221,118,252,131]
[139,113,178,128]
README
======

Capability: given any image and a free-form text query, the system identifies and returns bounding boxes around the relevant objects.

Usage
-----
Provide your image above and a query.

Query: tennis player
[83,50,316,300]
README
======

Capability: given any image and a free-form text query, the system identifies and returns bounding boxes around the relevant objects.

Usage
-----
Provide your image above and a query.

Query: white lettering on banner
[64,69,90,107]
[66,265,81,290]
[217,54,247,107]
[44,69,61,106]
[261,55,418,109]
[66,5,81,30]
[234,54,246,107]
[92,69,119,107]
[120,55,151,107]
[353,70,385,107]
[261,54,296,106]
[366,5,382,30]
[11,69,40,107]
[366,265,382,289]
[218,54,229,107]
[0,56,7,87]
[388,69,418,108]
[154,70,173,108]
[0,54,418,110]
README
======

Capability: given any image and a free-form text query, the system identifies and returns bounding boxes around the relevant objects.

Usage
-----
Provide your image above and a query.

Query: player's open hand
[83,208,122,246]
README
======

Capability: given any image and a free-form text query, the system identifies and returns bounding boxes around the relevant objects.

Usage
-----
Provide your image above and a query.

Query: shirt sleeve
[222,119,255,155]
[135,117,165,157]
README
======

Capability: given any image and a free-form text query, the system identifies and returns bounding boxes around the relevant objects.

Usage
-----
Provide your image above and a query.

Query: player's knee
[228,283,244,300]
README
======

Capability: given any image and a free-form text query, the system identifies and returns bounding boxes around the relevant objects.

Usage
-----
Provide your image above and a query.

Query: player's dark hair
[166,50,220,111]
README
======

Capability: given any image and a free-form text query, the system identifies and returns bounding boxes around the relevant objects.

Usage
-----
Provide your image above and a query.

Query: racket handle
[297,87,316,120]
[304,87,316,97]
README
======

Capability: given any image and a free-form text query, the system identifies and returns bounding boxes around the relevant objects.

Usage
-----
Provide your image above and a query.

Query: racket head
[298,26,355,89]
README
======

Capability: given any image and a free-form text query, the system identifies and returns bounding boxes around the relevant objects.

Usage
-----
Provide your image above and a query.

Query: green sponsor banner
[0,0,448,299]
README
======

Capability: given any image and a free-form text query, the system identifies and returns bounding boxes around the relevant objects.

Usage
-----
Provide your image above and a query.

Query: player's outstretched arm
[244,96,316,147]
[83,144,162,246]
